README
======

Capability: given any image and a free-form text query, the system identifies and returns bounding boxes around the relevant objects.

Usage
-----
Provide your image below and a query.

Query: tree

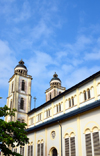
[0,105,29,156]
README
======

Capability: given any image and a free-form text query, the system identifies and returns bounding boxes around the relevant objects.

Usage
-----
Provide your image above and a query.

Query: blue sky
[0,0,100,109]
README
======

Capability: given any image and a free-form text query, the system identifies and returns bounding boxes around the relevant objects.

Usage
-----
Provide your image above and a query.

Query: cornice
[28,71,100,114]
[26,100,100,133]
[9,73,33,82]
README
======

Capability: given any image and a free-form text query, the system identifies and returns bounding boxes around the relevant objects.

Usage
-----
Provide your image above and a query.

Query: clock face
[51,131,56,139]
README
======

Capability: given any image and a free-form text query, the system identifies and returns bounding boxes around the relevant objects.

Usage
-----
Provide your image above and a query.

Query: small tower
[5,60,32,124]
[45,72,66,102]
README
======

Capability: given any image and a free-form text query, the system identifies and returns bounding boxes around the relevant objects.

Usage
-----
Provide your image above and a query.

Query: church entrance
[52,148,57,156]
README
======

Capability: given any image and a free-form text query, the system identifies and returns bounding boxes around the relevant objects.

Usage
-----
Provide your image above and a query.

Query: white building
[5,60,100,156]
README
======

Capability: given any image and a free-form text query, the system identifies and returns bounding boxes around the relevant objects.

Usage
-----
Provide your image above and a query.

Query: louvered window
[28,145,33,156]
[65,137,76,156]
[22,80,25,91]
[28,146,30,156]
[93,132,100,155]
[20,147,24,156]
[37,144,40,156]
[20,98,24,110]
[14,148,17,153]
[85,133,92,156]
[41,143,43,156]
[85,131,100,156]
[70,137,76,156]
[37,143,44,156]
[65,138,69,156]
[31,145,33,156]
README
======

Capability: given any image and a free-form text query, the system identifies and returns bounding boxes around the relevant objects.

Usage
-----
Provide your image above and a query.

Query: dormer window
[22,80,25,91]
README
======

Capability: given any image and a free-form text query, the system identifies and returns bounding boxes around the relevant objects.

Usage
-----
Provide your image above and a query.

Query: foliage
[0,105,29,156]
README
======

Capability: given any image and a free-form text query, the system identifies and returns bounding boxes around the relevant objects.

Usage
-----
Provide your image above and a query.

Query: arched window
[20,146,24,156]
[87,89,91,99]
[21,80,25,91]
[37,140,44,156]
[72,97,74,106]
[20,98,24,110]
[69,99,71,107]
[84,91,87,101]
[18,118,20,122]
[22,119,24,123]
[65,133,76,156]
[59,103,61,111]
[28,144,33,156]
[85,127,100,156]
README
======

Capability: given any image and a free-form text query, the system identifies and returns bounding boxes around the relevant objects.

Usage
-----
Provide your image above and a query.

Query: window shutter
[93,132,100,155]
[85,133,92,156]
[65,138,69,156]
[41,143,44,156]
[20,147,22,155]
[31,145,33,156]
[70,137,76,156]
[14,148,17,153]
[37,144,40,156]
[22,147,24,156]
[28,146,30,156]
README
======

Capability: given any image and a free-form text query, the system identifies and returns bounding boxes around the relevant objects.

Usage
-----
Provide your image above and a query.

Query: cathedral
[5,60,100,156]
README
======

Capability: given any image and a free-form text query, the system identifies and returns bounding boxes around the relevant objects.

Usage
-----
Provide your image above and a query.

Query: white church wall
[62,117,78,156]
[47,125,60,155]
[80,108,100,156]
[79,98,95,107]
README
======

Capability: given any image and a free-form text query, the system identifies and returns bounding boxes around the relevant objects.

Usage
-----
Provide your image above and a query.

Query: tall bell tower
[45,72,66,102]
[5,60,32,124]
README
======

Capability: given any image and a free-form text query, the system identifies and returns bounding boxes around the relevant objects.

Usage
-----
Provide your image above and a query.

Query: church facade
[5,60,100,156]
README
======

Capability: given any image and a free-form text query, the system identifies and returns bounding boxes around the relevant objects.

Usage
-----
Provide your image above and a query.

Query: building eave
[28,71,100,115]
[26,100,100,133]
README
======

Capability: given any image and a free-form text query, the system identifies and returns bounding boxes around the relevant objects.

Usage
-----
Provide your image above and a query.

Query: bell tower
[5,60,32,124]
[45,72,66,102]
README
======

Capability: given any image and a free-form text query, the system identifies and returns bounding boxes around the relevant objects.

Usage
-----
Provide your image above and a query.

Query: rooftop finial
[53,72,58,78]
[18,59,24,65]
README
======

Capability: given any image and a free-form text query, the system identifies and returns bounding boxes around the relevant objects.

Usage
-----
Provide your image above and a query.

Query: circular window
[51,131,56,139]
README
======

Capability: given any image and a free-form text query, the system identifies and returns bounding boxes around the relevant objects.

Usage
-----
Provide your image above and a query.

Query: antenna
[33,97,37,108]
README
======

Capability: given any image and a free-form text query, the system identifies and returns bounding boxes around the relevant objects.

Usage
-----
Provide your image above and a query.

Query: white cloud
[0,40,17,87]
[13,1,31,22]
[65,35,92,55]
[84,50,100,60]
[31,20,53,40]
